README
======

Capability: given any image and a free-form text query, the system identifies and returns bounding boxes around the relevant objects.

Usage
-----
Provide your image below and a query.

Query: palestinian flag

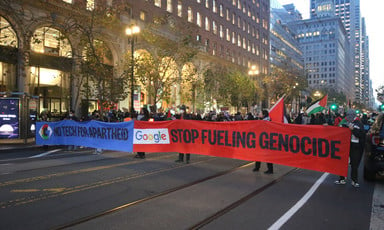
[306,95,328,115]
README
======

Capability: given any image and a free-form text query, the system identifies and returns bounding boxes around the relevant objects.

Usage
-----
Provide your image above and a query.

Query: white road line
[29,149,62,158]
[268,172,329,230]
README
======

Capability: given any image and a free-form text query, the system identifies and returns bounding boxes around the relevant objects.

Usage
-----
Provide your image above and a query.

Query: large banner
[36,120,134,152]
[134,120,351,176]
[35,119,351,176]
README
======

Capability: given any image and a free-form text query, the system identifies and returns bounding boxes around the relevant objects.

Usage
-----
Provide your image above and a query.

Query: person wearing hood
[335,109,365,187]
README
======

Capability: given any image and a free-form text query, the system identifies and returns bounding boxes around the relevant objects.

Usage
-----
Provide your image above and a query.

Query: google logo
[134,129,170,144]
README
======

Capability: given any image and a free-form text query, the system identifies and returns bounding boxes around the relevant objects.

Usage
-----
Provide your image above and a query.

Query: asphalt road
[0,148,383,230]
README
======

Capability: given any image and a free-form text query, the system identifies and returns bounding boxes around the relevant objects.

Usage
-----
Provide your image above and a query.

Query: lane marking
[29,149,62,158]
[268,172,329,230]
[11,188,66,193]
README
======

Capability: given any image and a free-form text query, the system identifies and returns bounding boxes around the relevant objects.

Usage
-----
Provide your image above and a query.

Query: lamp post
[125,25,140,117]
[293,82,299,113]
[248,65,260,113]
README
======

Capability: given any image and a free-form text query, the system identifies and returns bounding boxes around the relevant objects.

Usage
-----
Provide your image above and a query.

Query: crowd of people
[39,105,380,188]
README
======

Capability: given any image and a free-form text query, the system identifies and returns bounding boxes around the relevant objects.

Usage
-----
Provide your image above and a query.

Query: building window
[197,34,202,42]
[232,32,236,44]
[31,27,72,57]
[205,0,209,8]
[188,7,193,22]
[212,20,217,34]
[0,17,18,48]
[219,4,224,17]
[205,17,210,31]
[226,9,230,21]
[196,12,202,27]
[140,11,146,21]
[154,0,161,7]
[232,13,235,24]
[167,0,173,12]
[213,0,217,13]
[205,39,210,49]
[219,25,224,38]
[177,1,182,17]
[226,28,230,41]
[86,0,94,11]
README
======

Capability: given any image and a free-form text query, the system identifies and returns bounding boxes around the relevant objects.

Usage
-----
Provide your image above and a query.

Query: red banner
[134,120,351,176]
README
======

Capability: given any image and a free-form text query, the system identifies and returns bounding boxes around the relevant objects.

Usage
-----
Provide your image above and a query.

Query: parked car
[364,113,384,181]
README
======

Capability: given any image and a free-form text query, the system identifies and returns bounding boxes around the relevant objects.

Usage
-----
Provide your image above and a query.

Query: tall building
[310,0,366,104]
[289,16,354,101]
[270,3,303,74]
[360,18,373,108]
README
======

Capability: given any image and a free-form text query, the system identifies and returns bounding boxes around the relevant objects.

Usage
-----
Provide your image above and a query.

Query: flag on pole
[306,95,328,116]
[269,95,288,123]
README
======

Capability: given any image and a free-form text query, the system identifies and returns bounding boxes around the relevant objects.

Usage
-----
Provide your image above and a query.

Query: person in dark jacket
[175,107,191,164]
[135,107,150,159]
[253,110,274,174]
[66,110,79,151]
[334,109,365,187]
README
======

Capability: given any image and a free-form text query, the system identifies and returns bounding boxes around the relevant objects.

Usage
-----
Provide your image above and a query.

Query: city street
[0,147,383,230]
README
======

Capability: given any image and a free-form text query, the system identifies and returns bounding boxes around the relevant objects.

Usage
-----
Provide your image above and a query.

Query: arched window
[31,27,72,57]
[0,17,17,92]
[0,17,17,47]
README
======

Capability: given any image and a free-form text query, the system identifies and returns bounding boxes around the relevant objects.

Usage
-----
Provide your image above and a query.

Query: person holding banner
[253,110,274,174]
[334,109,365,188]
[66,110,79,151]
[135,107,150,159]
[175,106,191,164]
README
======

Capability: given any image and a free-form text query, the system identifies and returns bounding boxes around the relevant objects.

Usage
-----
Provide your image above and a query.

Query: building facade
[310,0,371,106]
[0,0,270,138]
[270,4,303,74]
[289,16,355,101]
[360,17,374,108]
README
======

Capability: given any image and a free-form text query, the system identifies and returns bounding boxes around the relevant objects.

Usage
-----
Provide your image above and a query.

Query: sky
[277,0,384,103]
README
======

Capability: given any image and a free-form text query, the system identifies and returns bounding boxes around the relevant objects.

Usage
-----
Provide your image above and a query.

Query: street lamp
[125,25,140,117]
[313,90,321,98]
[248,65,261,112]
[248,65,259,77]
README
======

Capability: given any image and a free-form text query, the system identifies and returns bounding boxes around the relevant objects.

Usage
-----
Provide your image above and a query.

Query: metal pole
[130,37,135,117]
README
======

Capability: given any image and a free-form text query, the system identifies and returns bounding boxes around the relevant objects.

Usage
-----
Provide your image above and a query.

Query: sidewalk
[0,138,39,152]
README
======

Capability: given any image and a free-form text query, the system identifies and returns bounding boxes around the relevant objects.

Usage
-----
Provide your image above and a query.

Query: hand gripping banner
[36,120,134,152]
[134,120,351,176]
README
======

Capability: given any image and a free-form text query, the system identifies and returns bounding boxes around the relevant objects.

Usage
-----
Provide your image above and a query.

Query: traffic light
[356,109,360,114]
[380,104,384,111]
[330,103,338,111]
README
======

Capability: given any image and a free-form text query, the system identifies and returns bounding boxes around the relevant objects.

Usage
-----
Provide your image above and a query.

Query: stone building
[0,0,270,139]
